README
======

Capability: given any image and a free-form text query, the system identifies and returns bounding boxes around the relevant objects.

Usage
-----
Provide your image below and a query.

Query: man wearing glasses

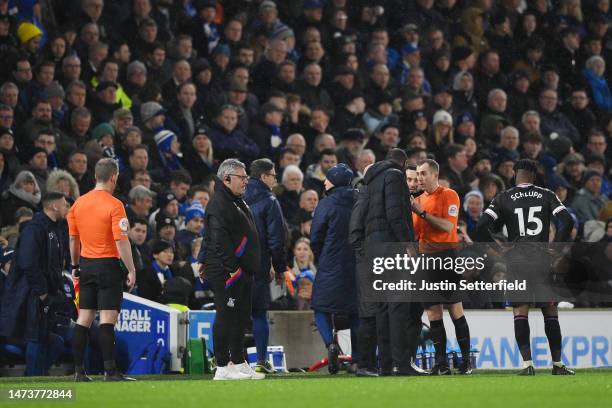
[202,159,263,380]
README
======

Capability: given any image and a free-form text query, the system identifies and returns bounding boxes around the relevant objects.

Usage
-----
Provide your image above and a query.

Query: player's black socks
[544,315,562,362]
[429,319,447,365]
[72,323,88,371]
[452,315,471,360]
[513,315,532,361]
[99,323,117,372]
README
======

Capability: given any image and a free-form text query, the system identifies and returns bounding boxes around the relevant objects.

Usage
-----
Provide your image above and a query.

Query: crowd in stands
[0,0,611,312]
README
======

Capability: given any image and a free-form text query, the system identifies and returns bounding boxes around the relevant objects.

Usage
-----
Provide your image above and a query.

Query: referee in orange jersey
[67,158,137,382]
[411,159,472,375]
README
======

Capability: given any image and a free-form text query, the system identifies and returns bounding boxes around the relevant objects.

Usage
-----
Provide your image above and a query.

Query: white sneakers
[213,362,265,381]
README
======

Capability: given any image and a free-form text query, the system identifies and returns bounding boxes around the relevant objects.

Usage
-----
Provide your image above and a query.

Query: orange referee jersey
[67,190,129,259]
[412,185,460,249]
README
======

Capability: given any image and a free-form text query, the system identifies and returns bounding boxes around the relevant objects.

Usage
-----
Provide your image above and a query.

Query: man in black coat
[0,192,69,376]
[360,149,425,376]
[203,159,263,380]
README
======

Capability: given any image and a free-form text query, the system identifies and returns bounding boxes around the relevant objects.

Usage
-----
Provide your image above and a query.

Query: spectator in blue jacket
[244,158,287,373]
[310,163,359,374]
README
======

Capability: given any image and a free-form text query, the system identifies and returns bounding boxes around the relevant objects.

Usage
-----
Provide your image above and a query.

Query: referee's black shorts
[422,249,463,307]
[80,257,124,311]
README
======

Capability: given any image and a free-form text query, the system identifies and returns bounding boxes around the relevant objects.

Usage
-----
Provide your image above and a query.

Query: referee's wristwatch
[419,210,427,219]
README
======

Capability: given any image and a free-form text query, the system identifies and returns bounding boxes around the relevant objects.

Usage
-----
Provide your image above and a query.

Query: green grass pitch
[1,369,611,408]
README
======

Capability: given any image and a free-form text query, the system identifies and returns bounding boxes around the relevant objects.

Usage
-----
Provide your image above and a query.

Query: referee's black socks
[452,315,471,360]
[99,323,118,372]
[429,319,447,365]
[72,323,89,372]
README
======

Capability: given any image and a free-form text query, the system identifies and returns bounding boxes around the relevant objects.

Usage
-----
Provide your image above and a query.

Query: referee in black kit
[67,158,137,381]
[203,159,263,381]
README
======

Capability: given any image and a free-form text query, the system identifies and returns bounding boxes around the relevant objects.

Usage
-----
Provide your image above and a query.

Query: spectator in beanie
[183,127,216,184]
[461,189,484,240]
[149,190,180,232]
[452,70,479,118]
[139,101,166,146]
[176,202,205,248]
[151,129,183,180]
[428,110,454,161]
[88,80,121,125]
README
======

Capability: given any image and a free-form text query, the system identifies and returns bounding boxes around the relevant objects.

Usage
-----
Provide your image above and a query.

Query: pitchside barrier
[113,295,612,372]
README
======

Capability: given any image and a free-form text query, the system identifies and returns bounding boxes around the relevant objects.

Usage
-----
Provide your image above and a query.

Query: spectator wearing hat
[562,88,597,145]
[571,171,609,223]
[124,60,148,102]
[16,22,43,65]
[139,101,166,146]
[453,6,489,55]
[428,109,454,161]
[0,170,41,228]
[455,111,476,141]
[310,163,358,373]
[472,150,493,178]
[43,81,68,126]
[395,43,422,85]
[183,127,216,184]
[152,130,183,179]
[176,202,205,248]
[451,70,478,119]
[537,87,580,145]
[461,189,484,240]
[548,173,572,205]
[506,70,538,125]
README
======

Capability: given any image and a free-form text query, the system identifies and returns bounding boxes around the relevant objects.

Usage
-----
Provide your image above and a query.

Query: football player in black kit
[476,159,575,376]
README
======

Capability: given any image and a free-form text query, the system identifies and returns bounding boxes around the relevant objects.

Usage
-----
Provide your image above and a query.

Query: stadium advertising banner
[450,310,612,369]
[114,293,185,372]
